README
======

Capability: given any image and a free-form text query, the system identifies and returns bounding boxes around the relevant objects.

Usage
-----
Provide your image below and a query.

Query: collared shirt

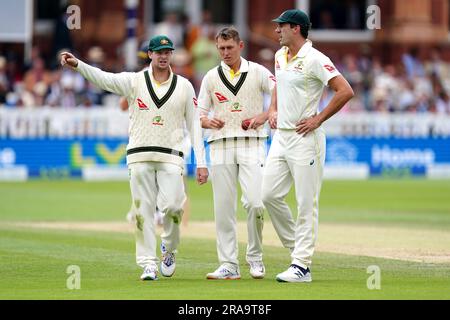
[198,56,275,142]
[275,40,340,129]
[149,66,173,88]
[220,57,250,81]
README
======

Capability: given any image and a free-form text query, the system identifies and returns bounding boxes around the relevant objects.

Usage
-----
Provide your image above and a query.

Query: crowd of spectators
[1,11,450,115]
[322,46,450,115]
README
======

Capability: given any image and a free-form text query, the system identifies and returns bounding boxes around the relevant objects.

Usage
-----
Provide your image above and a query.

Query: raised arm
[60,52,135,98]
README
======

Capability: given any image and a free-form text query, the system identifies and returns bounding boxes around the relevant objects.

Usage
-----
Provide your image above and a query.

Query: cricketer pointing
[61,35,209,281]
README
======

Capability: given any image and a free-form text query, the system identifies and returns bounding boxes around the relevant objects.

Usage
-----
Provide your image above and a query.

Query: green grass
[1,226,449,300]
[1,179,449,229]
[0,179,449,299]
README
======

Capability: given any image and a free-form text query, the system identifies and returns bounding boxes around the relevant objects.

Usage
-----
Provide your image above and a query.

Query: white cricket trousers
[262,129,326,269]
[129,161,186,268]
[210,138,266,267]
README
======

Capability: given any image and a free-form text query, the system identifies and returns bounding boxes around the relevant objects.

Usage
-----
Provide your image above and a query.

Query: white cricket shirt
[275,40,340,129]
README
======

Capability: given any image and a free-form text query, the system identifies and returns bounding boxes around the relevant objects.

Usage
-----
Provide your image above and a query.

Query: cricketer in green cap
[148,35,175,52]
[272,9,311,38]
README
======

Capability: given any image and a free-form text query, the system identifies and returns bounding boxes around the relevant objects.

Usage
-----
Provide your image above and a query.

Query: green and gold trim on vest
[144,70,178,109]
[217,66,248,96]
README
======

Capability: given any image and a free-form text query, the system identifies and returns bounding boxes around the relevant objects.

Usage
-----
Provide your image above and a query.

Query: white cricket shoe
[276,264,312,283]
[160,243,176,277]
[140,265,158,281]
[249,261,265,279]
[206,264,241,280]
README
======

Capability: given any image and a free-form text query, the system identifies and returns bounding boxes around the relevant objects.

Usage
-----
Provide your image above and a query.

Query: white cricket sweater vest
[75,61,206,168]
[127,71,191,167]
[201,61,271,142]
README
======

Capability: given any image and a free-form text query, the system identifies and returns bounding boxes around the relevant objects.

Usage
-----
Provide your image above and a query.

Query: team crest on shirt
[230,102,243,113]
[137,98,149,110]
[193,97,198,108]
[214,92,229,103]
[269,75,276,83]
[152,115,164,126]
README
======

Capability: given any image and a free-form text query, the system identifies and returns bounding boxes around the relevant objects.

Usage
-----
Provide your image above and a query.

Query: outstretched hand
[60,52,79,69]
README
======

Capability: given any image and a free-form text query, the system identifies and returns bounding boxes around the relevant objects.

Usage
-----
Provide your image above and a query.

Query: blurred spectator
[190,28,220,92]
[23,57,52,93]
[153,12,184,48]
[257,48,275,74]
[84,46,106,105]
[342,54,363,91]
[184,10,215,50]
[24,46,42,72]
[318,11,335,29]
[21,81,48,108]
[58,75,77,108]
[0,56,8,104]
[436,91,450,114]
[78,94,94,108]
[137,42,151,70]
[402,47,425,80]
[171,47,193,81]
[371,64,400,112]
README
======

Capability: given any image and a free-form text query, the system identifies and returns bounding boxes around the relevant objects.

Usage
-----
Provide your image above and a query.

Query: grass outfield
[1,179,450,228]
[1,227,449,300]
[0,179,450,299]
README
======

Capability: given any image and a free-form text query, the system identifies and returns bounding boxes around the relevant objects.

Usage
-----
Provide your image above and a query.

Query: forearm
[268,86,277,113]
[76,60,133,97]
[317,90,353,124]
[186,108,207,167]
[199,109,210,128]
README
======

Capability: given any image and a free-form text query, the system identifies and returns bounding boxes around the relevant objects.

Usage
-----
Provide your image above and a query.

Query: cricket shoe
[140,265,158,281]
[249,261,265,279]
[206,264,241,280]
[160,243,176,277]
[276,264,312,283]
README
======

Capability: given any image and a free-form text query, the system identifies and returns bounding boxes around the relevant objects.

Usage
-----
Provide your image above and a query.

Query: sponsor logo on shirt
[324,64,336,73]
[230,102,242,113]
[214,92,229,103]
[294,61,304,72]
[152,116,164,126]
[137,98,149,110]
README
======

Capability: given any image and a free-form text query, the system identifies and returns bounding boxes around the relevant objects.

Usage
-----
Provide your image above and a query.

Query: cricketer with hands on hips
[262,9,354,283]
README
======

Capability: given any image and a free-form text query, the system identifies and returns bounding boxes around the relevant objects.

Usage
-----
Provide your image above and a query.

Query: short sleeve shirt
[275,40,340,129]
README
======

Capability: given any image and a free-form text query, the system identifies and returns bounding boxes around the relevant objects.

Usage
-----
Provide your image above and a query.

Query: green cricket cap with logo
[148,35,175,52]
[272,9,311,30]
